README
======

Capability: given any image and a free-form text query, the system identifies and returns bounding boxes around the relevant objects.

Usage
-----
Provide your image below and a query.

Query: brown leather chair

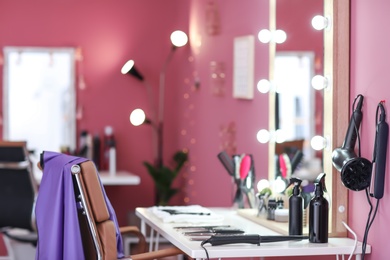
[38,157,183,260]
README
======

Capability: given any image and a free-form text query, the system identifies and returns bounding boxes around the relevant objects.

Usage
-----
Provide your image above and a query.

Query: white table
[135,207,371,259]
[34,170,140,186]
[98,171,140,185]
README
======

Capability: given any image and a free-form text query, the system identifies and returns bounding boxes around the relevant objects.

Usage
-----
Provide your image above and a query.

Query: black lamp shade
[121,60,144,81]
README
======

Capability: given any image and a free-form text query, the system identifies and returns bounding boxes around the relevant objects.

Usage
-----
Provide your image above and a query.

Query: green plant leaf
[143,150,189,205]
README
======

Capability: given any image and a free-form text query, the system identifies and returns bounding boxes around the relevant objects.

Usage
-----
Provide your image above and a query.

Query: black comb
[217,151,235,176]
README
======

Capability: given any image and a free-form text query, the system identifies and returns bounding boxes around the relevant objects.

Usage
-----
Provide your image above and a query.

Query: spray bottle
[309,173,329,243]
[289,177,303,235]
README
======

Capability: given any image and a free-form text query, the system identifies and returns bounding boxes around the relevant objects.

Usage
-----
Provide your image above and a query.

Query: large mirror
[229,0,349,238]
[266,0,350,236]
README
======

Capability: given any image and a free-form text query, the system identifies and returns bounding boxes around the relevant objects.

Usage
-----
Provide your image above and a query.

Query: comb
[217,151,235,176]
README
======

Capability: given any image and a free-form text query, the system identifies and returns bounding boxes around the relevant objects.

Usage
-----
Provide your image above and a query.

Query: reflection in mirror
[275,52,315,142]
[3,47,76,161]
[274,51,322,182]
[273,0,323,177]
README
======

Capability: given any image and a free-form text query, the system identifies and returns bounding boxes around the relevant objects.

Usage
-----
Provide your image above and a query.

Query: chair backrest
[70,160,119,260]
[0,141,37,232]
[275,139,305,155]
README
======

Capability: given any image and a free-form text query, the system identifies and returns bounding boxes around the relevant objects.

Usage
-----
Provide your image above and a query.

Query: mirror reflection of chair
[0,141,38,260]
[274,139,304,156]
[36,151,183,260]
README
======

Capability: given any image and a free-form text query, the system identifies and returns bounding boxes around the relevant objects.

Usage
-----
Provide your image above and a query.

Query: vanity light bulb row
[257,130,329,152]
[257,29,287,44]
[256,129,286,144]
[258,15,330,45]
[256,74,329,94]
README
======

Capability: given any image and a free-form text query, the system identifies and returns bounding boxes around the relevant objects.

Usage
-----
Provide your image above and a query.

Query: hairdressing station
[134,207,370,259]
[2,0,388,258]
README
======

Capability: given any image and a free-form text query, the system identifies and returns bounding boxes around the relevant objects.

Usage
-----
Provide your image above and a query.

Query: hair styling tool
[332,94,372,191]
[184,228,245,236]
[371,101,389,199]
[174,225,231,230]
[201,234,308,246]
[361,101,388,260]
[174,225,230,229]
[161,209,210,215]
[185,228,244,234]
[200,234,308,259]
[290,150,304,173]
[239,154,251,180]
[217,151,235,176]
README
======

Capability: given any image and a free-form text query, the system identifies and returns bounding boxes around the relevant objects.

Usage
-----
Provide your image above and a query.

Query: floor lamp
[121,30,188,169]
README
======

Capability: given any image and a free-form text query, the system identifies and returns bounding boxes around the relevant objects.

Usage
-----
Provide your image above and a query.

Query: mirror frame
[323,0,350,237]
[268,0,350,237]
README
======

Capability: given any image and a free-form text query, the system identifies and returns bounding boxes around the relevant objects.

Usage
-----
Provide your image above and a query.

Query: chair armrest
[119,226,147,254]
[119,226,185,259]
[131,247,184,260]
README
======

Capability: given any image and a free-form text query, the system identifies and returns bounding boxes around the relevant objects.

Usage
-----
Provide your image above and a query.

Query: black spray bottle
[289,177,303,235]
[309,173,329,243]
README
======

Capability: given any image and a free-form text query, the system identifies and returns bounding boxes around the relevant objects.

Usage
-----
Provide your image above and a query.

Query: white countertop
[135,207,370,259]
[98,171,140,185]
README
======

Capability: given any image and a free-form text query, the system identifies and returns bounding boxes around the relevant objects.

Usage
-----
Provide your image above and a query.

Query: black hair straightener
[201,234,308,246]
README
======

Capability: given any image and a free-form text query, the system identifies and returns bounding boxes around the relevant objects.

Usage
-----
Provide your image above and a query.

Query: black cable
[351,95,369,260]
[352,94,363,157]
[200,238,211,260]
[361,198,379,259]
[361,189,373,260]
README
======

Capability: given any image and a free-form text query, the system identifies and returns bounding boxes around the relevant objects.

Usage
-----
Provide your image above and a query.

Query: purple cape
[35,151,124,259]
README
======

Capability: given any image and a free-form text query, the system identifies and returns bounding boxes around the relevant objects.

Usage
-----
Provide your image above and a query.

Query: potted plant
[144,150,188,206]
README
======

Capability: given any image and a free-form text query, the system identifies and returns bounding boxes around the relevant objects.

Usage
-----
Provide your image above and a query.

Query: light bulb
[170,30,188,47]
[272,176,287,193]
[312,15,329,30]
[257,129,271,143]
[257,179,270,193]
[121,60,135,74]
[129,108,146,126]
[311,75,328,90]
[257,79,271,93]
[274,29,287,44]
[311,135,327,150]
[258,29,272,43]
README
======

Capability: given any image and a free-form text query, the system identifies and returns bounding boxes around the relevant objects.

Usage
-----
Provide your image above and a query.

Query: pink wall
[0,0,191,224]
[0,0,192,255]
[0,0,271,213]
[3,0,387,259]
[349,0,390,259]
[0,0,271,256]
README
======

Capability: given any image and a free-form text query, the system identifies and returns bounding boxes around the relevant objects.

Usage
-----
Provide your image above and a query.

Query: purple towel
[35,151,124,260]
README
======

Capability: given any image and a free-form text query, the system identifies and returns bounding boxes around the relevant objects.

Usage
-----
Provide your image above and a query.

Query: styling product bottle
[109,145,116,176]
[289,177,303,235]
[267,199,277,220]
[92,134,101,170]
[103,126,116,175]
[309,173,329,243]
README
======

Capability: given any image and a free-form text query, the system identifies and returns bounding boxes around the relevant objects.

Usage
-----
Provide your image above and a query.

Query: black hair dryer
[332,94,372,191]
